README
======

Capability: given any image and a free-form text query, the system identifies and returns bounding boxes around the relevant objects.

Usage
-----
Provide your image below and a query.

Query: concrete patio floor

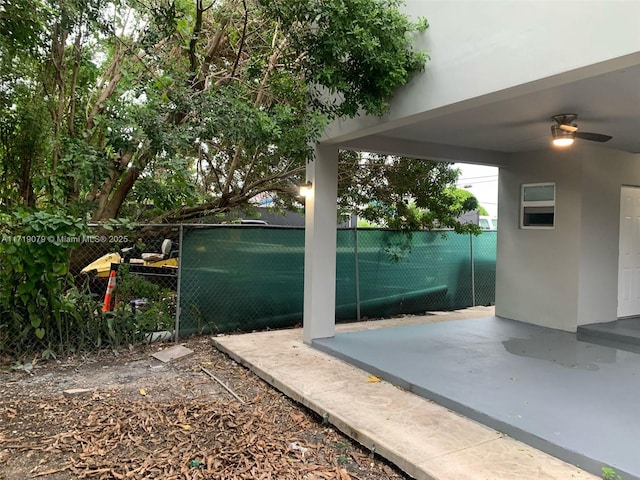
[213,307,614,480]
[314,312,640,480]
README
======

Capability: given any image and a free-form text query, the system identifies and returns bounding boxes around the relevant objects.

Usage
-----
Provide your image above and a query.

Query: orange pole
[102,269,117,312]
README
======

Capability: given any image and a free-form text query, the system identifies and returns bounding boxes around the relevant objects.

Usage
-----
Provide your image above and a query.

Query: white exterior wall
[577,148,640,326]
[496,146,640,331]
[308,1,640,338]
[495,150,582,331]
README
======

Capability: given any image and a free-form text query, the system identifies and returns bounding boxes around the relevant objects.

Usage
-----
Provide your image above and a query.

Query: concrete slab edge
[577,328,640,352]
[212,338,435,480]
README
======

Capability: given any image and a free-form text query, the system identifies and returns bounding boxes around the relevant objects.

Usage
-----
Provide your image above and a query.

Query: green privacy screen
[178,226,496,336]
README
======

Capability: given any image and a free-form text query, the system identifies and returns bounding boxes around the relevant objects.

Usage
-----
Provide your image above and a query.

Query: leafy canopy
[339,152,481,234]
[0,0,430,223]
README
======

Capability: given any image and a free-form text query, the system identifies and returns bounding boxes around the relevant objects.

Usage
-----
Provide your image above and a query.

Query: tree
[0,0,429,223]
[338,152,481,233]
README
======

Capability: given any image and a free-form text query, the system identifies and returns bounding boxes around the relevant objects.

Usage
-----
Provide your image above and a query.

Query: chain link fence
[73,224,180,306]
[0,224,181,358]
[1,223,495,358]
[71,224,181,347]
[177,226,496,338]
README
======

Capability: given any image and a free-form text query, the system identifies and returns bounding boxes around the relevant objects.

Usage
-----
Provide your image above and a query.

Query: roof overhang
[322,53,640,166]
[319,0,640,166]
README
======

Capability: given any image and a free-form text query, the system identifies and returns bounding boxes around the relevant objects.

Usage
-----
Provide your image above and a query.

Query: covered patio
[302,1,640,342]
[213,308,640,480]
[290,3,640,479]
[314,314,640,480]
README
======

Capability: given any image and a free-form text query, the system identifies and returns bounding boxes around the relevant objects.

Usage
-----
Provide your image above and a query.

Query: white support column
[303,143,339,344]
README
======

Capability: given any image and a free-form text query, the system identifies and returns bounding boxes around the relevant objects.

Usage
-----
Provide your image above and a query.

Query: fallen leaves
[338,466,353,479]
[1,393,390,480]
[0,337,408,480]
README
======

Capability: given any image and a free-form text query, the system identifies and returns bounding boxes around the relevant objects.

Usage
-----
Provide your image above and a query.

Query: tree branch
[188,0,205,77]
[254,27,287,108]
[221,29,288,196]
[49,12,69,173]
[67,12,85,138]
[243,165,305,194]
[229,0,248,79]
[152,162,305,224]
[86,48,125,131]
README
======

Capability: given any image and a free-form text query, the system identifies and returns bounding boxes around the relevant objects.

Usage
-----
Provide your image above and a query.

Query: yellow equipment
[81,239,178,278]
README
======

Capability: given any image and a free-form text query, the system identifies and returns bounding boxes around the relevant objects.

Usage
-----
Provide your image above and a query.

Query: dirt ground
[0,335,409,480]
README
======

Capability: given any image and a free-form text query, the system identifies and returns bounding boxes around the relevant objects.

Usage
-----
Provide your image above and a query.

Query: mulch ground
[0,336,409,480]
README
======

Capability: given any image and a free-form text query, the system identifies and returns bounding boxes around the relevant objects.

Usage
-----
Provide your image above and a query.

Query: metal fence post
[174,224,184,341]
[470,233,476,307]
[354,225,361,321]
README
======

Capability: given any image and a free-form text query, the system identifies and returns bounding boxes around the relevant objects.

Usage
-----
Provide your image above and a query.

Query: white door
[618,186,640,317]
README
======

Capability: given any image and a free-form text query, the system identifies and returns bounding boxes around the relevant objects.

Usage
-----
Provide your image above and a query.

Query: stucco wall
[578,148,640,325]
[496,146,640,331]
[495,149,582,331]
[400,0,640,114]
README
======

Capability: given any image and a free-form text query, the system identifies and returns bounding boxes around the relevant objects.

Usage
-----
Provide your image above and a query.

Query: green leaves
[262,0,428,117]
[0,209,87,351]
[338,153,482,234]
[2,0,428,224]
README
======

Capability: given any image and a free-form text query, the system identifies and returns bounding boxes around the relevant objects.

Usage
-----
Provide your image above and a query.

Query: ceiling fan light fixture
[551,124,575,147]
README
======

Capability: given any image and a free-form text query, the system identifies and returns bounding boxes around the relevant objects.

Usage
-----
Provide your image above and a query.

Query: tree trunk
[94,167,141,221]
[19,156,35,207]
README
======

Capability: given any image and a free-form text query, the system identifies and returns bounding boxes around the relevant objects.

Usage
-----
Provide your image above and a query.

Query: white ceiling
[341,63,640,159]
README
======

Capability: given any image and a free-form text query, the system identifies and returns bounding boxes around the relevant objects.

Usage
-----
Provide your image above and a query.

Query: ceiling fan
[551,113,612,147]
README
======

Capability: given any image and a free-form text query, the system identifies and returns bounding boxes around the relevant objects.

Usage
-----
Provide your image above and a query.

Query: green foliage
[62,268,175,352]
[0,210,87,354]
[0,0,428,224]
[0,83,53,209]
[59,282,107,351]
[262,0,428,116]
[0,211,172,357]
[357,218,379,228]
[339,153,482,234]
[477,204,489,217]
[602,466,622,480]
[114,265,175,339]
[0,0,49,57]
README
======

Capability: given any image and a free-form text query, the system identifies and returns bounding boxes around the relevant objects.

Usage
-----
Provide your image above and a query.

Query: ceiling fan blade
[575,132,613,142]
[559,124,578,133]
